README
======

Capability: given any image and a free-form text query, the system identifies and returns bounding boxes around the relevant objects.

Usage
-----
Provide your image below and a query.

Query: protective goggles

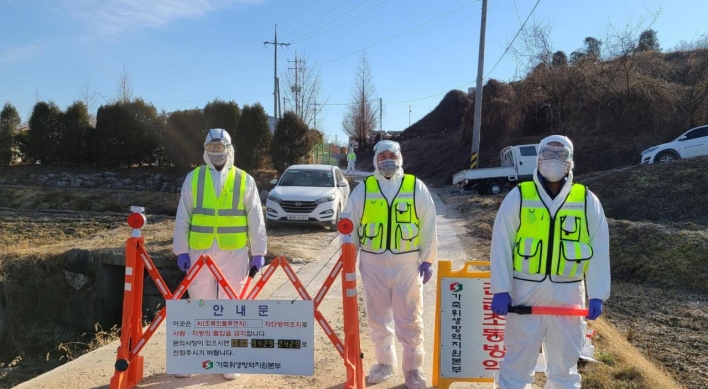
[374,140,401,154]
[539,145,571,161]
[205,142,227,153]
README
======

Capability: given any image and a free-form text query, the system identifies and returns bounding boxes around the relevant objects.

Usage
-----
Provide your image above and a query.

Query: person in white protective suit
[347,149,357,173]
[172,128,267,381]
[489,135,611,389]
[342,140,438,389]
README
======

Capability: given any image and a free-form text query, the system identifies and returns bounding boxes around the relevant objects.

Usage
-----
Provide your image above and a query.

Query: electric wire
[484,0,541,79]
[281,0,353,38]
[314,0,478,68]
[379,0,542,104]
[290,0,389,44]
[277,0,324,25]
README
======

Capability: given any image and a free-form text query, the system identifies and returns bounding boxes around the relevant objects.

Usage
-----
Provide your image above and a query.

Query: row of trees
[0,98,320,173]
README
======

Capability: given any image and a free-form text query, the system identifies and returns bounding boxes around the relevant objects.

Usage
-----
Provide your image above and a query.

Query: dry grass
[608,219,708,294]
[581,319,682,389]
[0,185,180,215]
[579,157,708,227]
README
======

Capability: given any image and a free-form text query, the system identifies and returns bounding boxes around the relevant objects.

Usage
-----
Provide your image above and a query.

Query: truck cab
[452,144,539,195]
[500,144,539,180]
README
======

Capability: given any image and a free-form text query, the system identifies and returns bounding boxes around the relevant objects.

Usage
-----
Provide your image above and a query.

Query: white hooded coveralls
[342,150,438,374]
[347,152,356,173]
[491,167,610,389]
[173,131,267,300]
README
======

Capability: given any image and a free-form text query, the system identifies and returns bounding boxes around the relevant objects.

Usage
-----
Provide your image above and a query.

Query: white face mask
[377,159,398,178]
[539,159,568,182]
[208,152,227,167]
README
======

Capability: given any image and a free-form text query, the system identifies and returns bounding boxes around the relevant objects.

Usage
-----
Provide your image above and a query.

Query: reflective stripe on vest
[359,174,420,254]
[514,182,593,280]
[188,166,248,250]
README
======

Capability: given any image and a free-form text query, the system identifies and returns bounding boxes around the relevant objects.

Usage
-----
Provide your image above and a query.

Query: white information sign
[166,299,315,375]
[439,277,505,378]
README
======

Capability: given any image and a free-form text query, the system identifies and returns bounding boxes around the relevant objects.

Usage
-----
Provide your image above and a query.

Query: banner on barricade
[433,261,505,389]
[167,299,315,375]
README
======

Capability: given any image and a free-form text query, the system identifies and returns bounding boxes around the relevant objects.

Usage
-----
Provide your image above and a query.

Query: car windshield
[278,169,334,187]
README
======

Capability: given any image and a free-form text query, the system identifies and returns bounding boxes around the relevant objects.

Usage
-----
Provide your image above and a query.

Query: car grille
[280,200,317,213]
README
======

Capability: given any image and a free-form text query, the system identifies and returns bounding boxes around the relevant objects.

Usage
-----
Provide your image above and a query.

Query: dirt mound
[352,128,471,187]
[577,157,708,226]
[399,90,471,140]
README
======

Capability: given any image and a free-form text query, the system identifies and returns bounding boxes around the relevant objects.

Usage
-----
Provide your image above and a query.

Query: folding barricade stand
[109,207,364,389]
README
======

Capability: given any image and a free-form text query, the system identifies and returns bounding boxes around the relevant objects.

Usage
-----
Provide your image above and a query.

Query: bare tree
[80,80,99,122]
[342,54,378,151]
[511,21,583,131]
[281,52,328,130]
[511,20,554,75]
[115,64,134,103]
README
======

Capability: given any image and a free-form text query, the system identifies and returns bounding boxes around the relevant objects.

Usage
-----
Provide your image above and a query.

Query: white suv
[640,125,708,164]
[265,164,350,229]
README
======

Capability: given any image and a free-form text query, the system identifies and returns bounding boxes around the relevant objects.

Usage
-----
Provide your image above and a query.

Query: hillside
[385,48,708,186]
[578,157,708,226]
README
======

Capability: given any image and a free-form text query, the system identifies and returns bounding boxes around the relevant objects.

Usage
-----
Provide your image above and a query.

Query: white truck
[452,144,539,195]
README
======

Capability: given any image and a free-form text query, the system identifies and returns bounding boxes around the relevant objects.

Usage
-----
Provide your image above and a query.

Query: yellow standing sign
[433,261,506,389]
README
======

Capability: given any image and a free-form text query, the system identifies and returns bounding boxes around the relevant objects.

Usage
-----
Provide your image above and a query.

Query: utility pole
[408,104,411,127]
[264,25,289,122]
[470,0,488,169]
[288,53,304,118]
[379,97,383,140]
[313,102,318,131]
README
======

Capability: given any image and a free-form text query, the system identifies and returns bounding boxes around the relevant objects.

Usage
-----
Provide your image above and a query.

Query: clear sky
[1,0,707,145]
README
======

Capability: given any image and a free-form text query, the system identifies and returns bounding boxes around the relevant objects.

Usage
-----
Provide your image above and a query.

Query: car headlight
[315,194,336,203]
[641,146,659,155]
[267,192,282,203]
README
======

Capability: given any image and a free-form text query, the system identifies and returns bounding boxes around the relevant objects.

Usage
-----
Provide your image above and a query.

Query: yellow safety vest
[348,152,356,161]
[359,174,420,254]
[514,181,593,281]
[188,166,248,250]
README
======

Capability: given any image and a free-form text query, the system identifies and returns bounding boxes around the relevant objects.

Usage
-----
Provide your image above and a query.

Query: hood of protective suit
[372,140,404,180]
[202,128,235,170]
[534,134,574,184]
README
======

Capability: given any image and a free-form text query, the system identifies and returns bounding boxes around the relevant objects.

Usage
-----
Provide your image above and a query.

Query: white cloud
[0,45,41,63]
[66,0,262,38]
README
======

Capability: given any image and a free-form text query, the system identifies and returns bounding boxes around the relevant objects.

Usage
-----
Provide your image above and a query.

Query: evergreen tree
[204,99,240,135]
[28,101,63,164]
[637,29,660,52]
[165,109,206,167]
[270,111,311,173]
[236,103,272,171]
[59,101,92,164]
[0,103,20,165]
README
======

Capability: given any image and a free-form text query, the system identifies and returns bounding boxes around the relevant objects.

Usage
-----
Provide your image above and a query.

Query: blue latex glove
[491,292,511,316]
[419,262,433,284]
[587,298,603,320]
[177,253,190,272]
[250,255,265,277]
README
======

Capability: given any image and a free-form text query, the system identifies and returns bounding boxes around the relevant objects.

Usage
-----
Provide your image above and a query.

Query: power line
[281,0,352,38]
[290,0,388,44]
[484,0,541,79]
[385,0,541,104]
[314,0,477,68]
[277,0,324,25]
